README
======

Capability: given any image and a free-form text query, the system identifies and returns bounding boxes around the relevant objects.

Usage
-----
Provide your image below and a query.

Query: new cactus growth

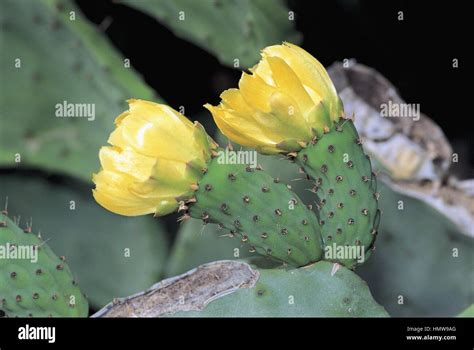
[205,42,380,267]
[188,158,322,266]
[295,119,380,267]
[0,213,88,317]
[93,100,323,266]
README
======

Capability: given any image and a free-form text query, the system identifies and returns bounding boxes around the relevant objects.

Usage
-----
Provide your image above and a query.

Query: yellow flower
[93,99,217,216]
[205,42,343,154]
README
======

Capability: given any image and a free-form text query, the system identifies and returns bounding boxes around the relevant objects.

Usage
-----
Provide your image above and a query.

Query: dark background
[76,0,470,172]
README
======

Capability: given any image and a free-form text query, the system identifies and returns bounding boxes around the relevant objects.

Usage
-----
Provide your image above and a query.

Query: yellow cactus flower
[205,42,343,154]
[93,99,218,216]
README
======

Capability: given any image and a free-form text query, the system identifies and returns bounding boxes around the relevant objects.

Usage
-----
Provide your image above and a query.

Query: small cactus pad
[297,119,380,268]
[188,156,323,266]
[0,213,88,317]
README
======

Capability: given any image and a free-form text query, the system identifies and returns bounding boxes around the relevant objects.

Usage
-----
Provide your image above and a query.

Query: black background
[75,0,470,172]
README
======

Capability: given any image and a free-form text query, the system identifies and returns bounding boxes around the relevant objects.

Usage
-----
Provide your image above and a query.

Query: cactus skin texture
[296,119,380,268]
[188,154,323,267]
[172,261,388,317]
[0,213,88,317]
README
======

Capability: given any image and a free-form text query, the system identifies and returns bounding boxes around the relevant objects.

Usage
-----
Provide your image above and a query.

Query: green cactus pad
[173,261,388,317]
[0,213,88,317]
[296,119,380,268]
[188,154,323,266]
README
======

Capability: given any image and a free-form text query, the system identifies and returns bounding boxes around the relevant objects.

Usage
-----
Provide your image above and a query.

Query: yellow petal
[99,146,156,182]
[108,103,199,162]
[92,170,158,216]
[263,43,330,105]
[265,56,315,115]
[205,104,281,154]
[239,72,275,113]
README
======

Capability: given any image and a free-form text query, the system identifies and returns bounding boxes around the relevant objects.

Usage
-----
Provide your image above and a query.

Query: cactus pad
[188,156,323,266]
[0,213,88,317]
[297,119,380,268]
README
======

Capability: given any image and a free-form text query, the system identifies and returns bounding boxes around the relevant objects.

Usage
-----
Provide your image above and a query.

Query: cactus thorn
[190,184,199,191]
[331,263,341,276]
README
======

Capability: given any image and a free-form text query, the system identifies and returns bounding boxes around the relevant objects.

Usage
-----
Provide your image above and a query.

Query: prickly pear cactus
[0,213,88,317]
[188,155,323,266]
[296,119,380,268]
[172,261,388,317]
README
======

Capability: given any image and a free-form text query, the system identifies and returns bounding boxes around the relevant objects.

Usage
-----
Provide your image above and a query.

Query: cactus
[0,213,88,317]
[173,261,388,317]
[119,0,301,68]
[95,260,388,317]
[165,218,253,277]
[187,155,323,266]
[0,173,169,309]
[0,0,157,180]
[93,100,324,267]
[205,43,380,268]
[295,119,380,268]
